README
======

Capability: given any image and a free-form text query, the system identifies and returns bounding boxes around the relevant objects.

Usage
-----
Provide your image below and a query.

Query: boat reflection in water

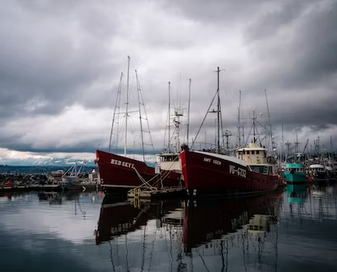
[286,184,310,204]
[95,192,280,271]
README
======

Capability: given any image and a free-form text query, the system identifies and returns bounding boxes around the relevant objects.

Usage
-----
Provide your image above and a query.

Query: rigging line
[137,74,155,157]
[244,124,254,146]
[191,87,219,150]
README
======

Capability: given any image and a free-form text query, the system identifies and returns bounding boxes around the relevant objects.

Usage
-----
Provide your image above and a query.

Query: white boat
[308,164,327,180]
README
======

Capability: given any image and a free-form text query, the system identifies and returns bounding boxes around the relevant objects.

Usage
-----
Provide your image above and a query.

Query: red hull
[96,150,181,190]
[180,150,278,196]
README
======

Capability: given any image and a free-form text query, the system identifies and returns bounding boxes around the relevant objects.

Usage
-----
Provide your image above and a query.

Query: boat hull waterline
[96,150,182,190]
[180,150,278,196]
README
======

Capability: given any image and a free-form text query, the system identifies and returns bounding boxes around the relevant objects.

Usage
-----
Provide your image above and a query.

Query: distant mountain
[0,165,97,174]
[0,157,96,167]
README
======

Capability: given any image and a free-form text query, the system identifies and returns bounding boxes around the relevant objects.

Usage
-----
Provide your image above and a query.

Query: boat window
[263,166,268,173]
[251,166,264,173]
[251,151,255,154]
[256,151,259,154]
[247,151,250,154]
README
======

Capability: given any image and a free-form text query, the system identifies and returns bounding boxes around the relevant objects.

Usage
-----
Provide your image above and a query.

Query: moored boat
[180,141,278,197]
[308,164,327,181]
[95,57,182,193]
[180,67,278,197]
[284,163,310,184]
[95,150,181,191]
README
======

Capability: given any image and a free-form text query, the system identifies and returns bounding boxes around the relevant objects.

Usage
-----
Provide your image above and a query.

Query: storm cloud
[0,0,336,163]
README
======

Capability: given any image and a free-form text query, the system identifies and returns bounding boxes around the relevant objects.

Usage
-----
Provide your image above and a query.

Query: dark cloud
[0,0,336,158]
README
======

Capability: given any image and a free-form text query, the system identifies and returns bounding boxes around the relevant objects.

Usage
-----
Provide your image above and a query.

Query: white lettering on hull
[229,165,247,178]
[203,157,222,165]
[111,159,134,169]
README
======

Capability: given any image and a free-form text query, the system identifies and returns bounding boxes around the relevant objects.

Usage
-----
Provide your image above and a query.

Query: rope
[131,154,181,192]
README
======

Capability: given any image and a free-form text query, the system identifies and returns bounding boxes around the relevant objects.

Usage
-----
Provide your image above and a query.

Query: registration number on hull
[229,165,247,178]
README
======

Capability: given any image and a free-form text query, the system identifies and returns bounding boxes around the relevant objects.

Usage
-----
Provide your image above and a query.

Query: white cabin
[159,153,182,174]
[236,142,276,175]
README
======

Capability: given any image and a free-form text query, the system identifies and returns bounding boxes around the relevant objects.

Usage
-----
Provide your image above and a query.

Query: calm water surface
[1,182,337,272]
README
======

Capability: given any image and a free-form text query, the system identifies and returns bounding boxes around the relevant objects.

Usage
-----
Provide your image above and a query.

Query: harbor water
[1,182,337,272]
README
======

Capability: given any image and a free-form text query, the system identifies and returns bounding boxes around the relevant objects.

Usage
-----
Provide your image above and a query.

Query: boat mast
[216,67,220,154]
[190,67,222,151]
[109,72,123,152]
[124,56,130,156]
[168,82,171,153]
[135,70,145,161]
[187,79,191,146]
[253,110,257,143]
[281,124,285,161]
[238,90,241,147]
[265,89,273,153]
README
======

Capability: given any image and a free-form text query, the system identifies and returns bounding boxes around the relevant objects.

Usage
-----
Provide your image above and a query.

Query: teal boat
[284,163,310,184]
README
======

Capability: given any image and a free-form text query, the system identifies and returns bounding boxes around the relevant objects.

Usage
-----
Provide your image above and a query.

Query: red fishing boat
[95,57,181,193]
[180,142,278,197]
[180,67,278,197]
[95,150,181,191]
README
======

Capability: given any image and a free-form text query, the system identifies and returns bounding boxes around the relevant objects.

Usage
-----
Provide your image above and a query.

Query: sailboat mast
[217,67,220,153]
[124,56,130,156]
[135,70,145,161]
[187,79,191,146]
[109,72,123,152]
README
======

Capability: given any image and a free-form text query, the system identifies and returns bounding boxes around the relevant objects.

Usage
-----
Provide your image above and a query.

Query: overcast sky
[0,0,336,164]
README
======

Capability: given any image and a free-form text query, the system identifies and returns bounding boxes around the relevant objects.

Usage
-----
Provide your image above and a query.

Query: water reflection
[1,183,337,271]
[96,192,281,271]
[286,184,309,204]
